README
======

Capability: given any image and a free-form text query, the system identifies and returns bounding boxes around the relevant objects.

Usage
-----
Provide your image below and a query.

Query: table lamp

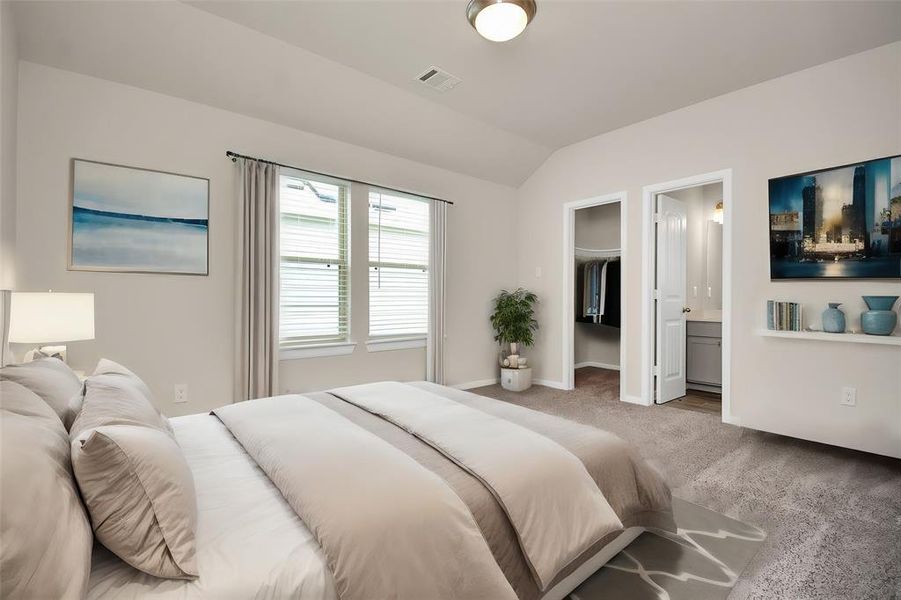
[8,292,95,363]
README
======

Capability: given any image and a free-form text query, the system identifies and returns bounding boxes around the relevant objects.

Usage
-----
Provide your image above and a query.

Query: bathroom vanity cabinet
[686,320,722,391]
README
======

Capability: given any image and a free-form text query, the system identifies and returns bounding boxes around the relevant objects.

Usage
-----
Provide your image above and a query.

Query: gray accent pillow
[72,424,199,579]
[0,357,83,428]
[0,380,93,598]
[89,358,174,436]
[69,368,172,441]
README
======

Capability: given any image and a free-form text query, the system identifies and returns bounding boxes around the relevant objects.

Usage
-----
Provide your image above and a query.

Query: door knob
[682,307,691,313]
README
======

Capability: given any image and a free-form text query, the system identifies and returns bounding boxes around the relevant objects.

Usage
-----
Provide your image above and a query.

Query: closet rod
[225,151,454,205]
[575,246,621,257]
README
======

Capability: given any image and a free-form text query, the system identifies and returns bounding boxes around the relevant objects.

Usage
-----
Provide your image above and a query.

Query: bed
[85,381,674,600]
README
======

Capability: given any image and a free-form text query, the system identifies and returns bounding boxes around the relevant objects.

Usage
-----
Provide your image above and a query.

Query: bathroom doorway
[641,170,734,422]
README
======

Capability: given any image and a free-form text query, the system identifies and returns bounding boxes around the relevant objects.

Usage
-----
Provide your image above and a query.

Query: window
[279,170,349,349]
[369,189,430,339]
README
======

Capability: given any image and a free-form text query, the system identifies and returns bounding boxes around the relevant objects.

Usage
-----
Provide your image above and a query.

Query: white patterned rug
[571,498,766,600]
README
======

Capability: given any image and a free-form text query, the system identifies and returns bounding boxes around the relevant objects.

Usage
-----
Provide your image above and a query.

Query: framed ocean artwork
[69,159,209,275]
[768,154,901,279]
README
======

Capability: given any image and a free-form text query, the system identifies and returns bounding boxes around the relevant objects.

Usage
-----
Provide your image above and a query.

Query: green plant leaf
[489,288,539,347]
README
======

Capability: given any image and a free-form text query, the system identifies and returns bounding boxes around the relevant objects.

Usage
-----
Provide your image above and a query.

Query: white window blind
[279,171,349,348]
[369,189,430,338]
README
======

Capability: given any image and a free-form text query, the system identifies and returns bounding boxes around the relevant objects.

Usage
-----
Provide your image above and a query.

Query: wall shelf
[757,329,901,347]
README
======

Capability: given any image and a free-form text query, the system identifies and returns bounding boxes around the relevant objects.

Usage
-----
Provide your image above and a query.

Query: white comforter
[86,414,337,600]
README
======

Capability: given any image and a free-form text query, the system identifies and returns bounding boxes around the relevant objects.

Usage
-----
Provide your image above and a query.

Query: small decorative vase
[821,303,845,333]
[860,296,899,336]
[509,342,519,355]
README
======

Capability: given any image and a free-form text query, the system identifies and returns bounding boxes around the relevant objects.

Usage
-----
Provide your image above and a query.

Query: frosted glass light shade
[467,0,537,43]
[712,201,724,224]
[9,292,95,343]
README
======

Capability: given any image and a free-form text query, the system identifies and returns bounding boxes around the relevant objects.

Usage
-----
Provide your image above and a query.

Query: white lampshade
[8,292,95,344]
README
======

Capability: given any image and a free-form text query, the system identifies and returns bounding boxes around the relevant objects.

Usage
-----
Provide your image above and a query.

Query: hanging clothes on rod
[576,252,621,328]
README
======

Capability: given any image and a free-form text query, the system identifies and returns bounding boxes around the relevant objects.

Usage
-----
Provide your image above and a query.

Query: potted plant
[490,288,538,360]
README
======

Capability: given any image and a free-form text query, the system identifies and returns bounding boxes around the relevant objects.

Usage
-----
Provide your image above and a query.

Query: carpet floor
[473,368,901,600]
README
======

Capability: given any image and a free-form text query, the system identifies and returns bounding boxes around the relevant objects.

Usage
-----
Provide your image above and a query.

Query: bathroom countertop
[687,311,722,323]
[685,310,723,323]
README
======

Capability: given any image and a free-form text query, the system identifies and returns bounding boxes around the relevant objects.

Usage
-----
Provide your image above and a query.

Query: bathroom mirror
[705,221,723,311]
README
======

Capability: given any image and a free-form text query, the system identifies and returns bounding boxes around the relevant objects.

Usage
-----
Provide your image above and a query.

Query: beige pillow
[89,358,173,435]
[72,424,199,579]
[93,358,154,400]
[70,372,172,441]
[0,380,93,599]
[0,357,83,428]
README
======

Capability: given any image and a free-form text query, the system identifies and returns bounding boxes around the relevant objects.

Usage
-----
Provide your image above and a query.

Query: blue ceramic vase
[861,296,898,336]
[821,303,845,333]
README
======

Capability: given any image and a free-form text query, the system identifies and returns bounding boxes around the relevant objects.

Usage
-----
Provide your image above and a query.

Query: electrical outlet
[535,266,542,278]
[174,384,189,404]
[840,386,856,407]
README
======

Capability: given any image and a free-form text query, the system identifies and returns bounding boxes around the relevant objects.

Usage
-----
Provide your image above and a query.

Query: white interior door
[655,194,688,404]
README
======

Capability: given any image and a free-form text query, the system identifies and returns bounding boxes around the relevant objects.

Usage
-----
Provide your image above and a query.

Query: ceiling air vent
[416,66,461,92]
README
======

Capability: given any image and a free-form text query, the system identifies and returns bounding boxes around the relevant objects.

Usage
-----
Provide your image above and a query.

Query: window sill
[280,342,356,360]
[366,336,427,353]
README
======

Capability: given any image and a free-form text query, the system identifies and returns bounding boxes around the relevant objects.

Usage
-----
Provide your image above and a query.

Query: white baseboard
[721,414,741,426]
[574,361,621,371]
[451,378,499,390]
[453,378,568,391]
[687,382,722,394]
[621,394,649,406]
[533,379,567,390]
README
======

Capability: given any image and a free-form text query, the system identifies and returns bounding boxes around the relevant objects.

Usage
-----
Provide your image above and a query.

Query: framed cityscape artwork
[768,154,901,279]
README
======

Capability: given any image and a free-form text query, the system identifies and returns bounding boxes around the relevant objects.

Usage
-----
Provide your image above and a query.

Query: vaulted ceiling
[12,1,901,186]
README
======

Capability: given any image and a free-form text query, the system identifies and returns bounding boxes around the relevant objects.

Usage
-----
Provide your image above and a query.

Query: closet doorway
[641,170,734,422]
[561,192,628,399]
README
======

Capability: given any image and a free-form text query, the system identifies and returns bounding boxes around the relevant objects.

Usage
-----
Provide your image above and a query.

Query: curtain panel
[235,158,279,401]
[427,200,447,384]
[0,290,10,366]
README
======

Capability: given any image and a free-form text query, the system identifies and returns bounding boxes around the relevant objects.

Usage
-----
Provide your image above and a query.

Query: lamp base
[24,345,67,363]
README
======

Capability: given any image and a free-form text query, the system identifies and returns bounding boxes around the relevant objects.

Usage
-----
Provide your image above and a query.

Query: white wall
[573,202,621,368]
[15,62,516,415]
[0,2,17,289]
[516,42,901,458]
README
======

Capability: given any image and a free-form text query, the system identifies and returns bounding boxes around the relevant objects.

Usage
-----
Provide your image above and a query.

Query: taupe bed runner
[330,381,623,591]
[213,395,516,600]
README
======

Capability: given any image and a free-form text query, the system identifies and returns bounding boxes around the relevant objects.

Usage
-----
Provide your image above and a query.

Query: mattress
[86,414,337,600]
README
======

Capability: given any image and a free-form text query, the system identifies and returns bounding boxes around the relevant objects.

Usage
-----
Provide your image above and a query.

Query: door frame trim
[561,191,628,399]
[640,169,735,424]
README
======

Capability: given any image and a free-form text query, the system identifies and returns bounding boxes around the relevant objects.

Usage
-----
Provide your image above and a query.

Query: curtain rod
[225,151,454,205]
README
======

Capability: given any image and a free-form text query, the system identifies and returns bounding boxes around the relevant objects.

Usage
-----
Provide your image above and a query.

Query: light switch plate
[174,384,189,404]
[840,386,856,407]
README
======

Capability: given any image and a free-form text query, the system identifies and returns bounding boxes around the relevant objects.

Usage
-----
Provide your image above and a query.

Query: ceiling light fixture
[466,0,537,43]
